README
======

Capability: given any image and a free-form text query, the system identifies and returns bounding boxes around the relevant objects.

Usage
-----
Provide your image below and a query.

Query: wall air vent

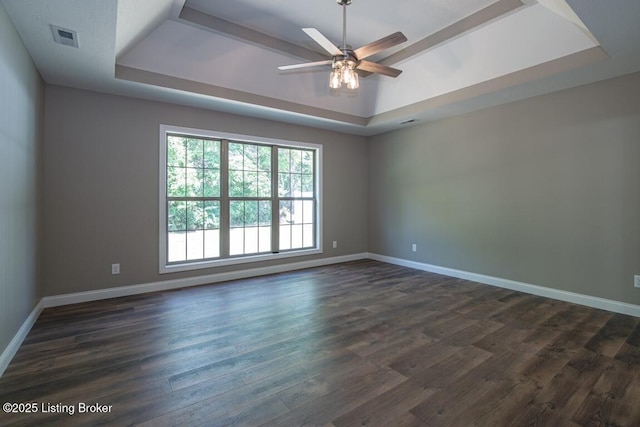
[51,25,79,48]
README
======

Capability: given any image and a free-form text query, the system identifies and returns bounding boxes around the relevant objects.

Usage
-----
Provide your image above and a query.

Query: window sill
[160,247,323,274]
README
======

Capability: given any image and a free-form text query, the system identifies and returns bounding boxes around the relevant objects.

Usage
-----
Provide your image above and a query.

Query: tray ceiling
[2,0,640,135]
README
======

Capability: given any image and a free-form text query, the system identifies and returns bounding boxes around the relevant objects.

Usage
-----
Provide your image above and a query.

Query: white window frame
[159,125,323,274]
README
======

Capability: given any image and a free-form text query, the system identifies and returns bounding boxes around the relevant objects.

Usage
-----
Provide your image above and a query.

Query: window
[159,125,322,273]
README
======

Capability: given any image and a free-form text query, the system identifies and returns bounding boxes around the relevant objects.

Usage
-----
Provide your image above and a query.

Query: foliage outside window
[160,126,321,273]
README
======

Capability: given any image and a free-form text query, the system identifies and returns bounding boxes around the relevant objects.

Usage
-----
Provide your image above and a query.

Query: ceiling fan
[278,0,407,89]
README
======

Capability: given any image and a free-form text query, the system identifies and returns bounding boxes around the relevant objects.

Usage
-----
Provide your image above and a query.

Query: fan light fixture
[330,55,359,89]
[277,0,406,92]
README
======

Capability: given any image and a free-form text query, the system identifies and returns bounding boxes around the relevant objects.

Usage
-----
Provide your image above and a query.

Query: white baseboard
[4,251,637,379]
[368,253,640,317]
[0,300,44,377]
[42,253,369,308]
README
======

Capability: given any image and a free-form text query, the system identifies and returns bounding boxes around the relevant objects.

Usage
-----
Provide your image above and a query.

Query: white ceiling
[2,0,640,136]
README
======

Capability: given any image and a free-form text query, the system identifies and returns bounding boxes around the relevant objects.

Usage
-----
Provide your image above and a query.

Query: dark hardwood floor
[2,260,640,426]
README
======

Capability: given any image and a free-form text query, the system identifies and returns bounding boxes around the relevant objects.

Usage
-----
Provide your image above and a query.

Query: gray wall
[369,71,640,304]
[43,86,368,295]
[0,5,44,355]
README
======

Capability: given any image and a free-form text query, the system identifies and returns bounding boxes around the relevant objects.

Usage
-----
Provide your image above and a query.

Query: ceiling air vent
[400,119,416,125]
[51,25,79,48]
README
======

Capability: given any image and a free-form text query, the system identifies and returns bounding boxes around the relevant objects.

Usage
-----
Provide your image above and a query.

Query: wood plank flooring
[2,260,640,426]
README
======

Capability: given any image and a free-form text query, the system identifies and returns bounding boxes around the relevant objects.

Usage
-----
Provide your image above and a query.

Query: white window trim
[159,124,323,274]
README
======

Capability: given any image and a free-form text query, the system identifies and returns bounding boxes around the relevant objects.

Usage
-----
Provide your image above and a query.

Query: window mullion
[220,139,230,257]
[271,146,279,253]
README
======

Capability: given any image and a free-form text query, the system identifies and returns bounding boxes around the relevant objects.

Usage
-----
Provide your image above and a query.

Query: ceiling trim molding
[178,6,327,63]
[169,0,187,20]
[116,44,607,130]
[379,0,526,67]
[115,64,369,126]
[369,45,609,126]
[116,0,175,61]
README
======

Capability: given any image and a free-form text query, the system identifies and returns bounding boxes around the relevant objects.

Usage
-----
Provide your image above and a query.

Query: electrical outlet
[333,240,337,249]
[111,263,120,275]
[412,243,417,252]
[635,275,640,288]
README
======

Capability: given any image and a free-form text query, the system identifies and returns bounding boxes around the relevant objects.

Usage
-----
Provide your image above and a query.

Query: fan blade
[278,60,333,71]
[357,60,402,78]
[353,32,407,60]
[302,28,342,56]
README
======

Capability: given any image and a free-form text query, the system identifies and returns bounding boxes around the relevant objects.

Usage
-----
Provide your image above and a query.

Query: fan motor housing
[335,48,358,63]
